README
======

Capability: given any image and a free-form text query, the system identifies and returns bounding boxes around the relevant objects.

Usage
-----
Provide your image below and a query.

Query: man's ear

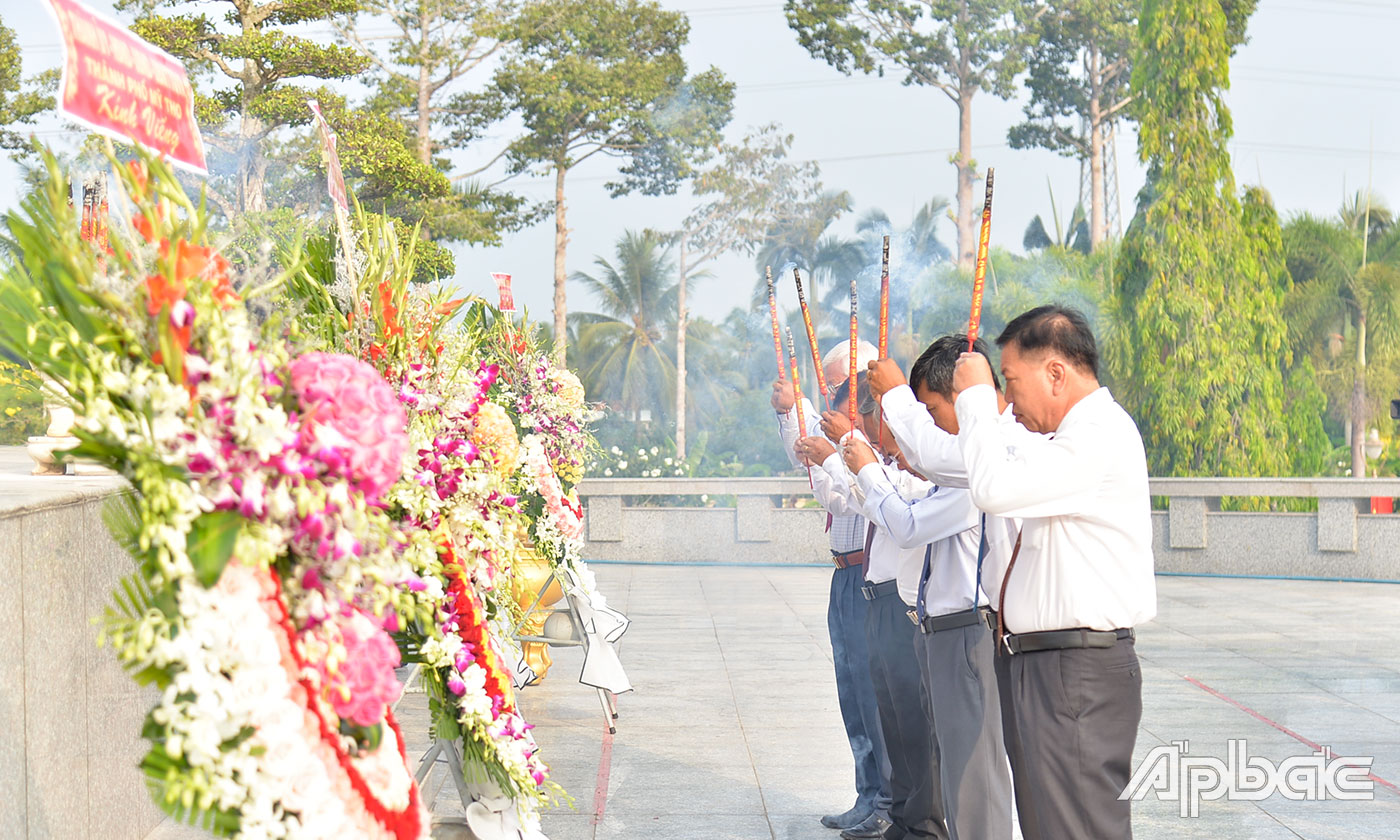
[1047,357,1068,396]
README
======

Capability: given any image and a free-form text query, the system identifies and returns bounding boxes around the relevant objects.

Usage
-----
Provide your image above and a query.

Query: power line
[1231,140,1400,160]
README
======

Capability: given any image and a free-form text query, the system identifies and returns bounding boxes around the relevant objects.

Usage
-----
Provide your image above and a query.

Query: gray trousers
[914,620,1011,840]
[866,590,948,839]
[1009,639,1143,840]
[992,637,1042,840]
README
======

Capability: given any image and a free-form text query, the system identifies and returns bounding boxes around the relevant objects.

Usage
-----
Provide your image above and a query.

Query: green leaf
[186,511,245,588]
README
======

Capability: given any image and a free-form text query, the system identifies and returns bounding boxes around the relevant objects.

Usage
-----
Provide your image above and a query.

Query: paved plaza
[147,562,1400,840]
[406,563,1400,840]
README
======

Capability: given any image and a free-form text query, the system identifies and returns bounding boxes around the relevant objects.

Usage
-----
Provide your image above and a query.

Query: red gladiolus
[145,273,186,318]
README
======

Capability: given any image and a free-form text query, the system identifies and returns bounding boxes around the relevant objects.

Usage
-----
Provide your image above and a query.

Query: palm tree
[1023,203,1091,254]
[1284,201,1400,478]
[850,197,954,362]
[570,231,679,425]
[751,189,860,321]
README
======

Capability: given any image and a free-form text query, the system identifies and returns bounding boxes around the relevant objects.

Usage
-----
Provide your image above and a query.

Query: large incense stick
[793,268,829,408]
[848,276,858,431]
[767,266,785,381]
[967,168,995,351]
[787,327,811,483]
[878,236,890,359]
[874,235,890,442]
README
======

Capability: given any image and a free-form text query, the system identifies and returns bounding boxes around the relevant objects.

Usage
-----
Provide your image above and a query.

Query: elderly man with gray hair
[773,339,892,836]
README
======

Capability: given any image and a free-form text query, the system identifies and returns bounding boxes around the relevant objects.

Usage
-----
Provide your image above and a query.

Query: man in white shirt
[773,341,891,833]
[868,336,1042,840]
[803,394,949,840]
[952,306,1156,840]
[846,337,1013,840]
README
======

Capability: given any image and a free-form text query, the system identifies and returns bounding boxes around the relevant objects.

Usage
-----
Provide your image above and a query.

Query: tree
[570,230,679,423]
[1009,0,1257,250]
[751,188,860,318]
[124,0,370,213]
[786,0,1034,269]
[337,0,536,247]
[1023,203,1090,253]
[0,15,55,156]
[1109,0,1326,478]
[668,124,827,456]
[851,198,954,361]
[1007,0,1135,249]
[495,0,733,364]
[1283,207,1400,478]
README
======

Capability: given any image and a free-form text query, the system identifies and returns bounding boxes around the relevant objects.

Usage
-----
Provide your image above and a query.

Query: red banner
[44,0,207,174]
[307,100,348,211]
[491,272,515,313]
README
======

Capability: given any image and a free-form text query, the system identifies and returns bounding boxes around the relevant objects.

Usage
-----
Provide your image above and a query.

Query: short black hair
[996,305,1098,377]
[909,334,999,398]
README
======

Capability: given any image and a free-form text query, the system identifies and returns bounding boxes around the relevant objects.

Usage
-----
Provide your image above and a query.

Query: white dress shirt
[812,456,925,588]
[856,464,983,613]
[879,383,1033,606]
[776,399,865,554]
[955,384,1157,634]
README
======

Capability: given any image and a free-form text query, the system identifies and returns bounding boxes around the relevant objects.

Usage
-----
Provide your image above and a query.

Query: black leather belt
[1005,627,1135,655]
[907,606,989,634]
[860,579,899,600]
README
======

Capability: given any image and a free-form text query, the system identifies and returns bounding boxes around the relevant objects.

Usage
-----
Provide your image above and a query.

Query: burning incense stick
[793,268,829,407]
[848,276,858,430]
[878,236,890,359]
[968,169,995,351]
[767,266,785,381]
[787,327,812,483]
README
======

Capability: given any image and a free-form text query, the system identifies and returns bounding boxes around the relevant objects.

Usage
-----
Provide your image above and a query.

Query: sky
[5,0,1399,325]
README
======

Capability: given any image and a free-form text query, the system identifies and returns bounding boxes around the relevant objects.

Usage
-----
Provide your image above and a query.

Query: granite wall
[0,451,161,840]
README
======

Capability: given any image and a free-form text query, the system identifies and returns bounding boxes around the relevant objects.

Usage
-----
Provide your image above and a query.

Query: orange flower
[145,273,186,317]
[126,160,150,200]
[378,280,402,338]
[131,203,165,244]
[209,253,239,308]
[160,239,212,283]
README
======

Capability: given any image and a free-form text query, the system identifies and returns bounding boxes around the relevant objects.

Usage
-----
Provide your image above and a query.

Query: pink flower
[328,612,403,727]
[288,352,408,503]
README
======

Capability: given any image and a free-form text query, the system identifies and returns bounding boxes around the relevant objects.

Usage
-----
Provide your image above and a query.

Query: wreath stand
[511,570,620,734]
[395,666,477,816]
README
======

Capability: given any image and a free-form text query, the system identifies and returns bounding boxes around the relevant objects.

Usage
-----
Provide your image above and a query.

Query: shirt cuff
[839,428,870,446]
[855,462,891,496]
[954,383,998,428]
[820,452,844,474]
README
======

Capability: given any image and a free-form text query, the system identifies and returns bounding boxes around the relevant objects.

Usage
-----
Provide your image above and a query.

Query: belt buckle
[1003,632,1017,655]
[907,609,921,628]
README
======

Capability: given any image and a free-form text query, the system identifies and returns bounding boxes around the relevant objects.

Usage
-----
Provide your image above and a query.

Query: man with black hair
[867,336,1042,840]
[772,341,892,835]
[952,305,1156,840]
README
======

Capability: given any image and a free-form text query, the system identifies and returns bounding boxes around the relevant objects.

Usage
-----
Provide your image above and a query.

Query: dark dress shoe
[840,814,892,840]
[821,803,873,830]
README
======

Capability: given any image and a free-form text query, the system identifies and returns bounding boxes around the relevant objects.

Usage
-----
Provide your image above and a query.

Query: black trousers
[1008,638,1143,840]
[865,590,948,839]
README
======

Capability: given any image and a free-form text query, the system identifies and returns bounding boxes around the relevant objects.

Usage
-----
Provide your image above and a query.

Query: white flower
[603,468,613,476]
[617,460,627,470]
